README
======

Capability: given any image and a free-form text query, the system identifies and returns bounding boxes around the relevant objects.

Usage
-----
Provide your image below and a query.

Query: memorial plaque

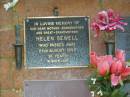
[24,16,90,68]
[115,17,130,60]
[24,80,91,97]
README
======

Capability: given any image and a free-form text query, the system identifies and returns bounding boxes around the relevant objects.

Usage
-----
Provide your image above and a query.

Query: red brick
[1,90,21,97]
[104,0,130,15]
[0,30,15,57]
[0,9,13,26]
[19,68,89,80]
[12,69,28,88]
[0,59,14,89]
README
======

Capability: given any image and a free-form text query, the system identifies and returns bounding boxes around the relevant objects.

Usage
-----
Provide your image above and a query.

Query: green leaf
[126,61,130,66]
[111,88,128,97]
[97,76,104,81]
[119,80,124,86]
[111,89,119,97]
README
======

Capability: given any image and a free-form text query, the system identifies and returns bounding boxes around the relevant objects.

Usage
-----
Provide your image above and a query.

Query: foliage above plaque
[24,16,90,68]
[91,9,127,38]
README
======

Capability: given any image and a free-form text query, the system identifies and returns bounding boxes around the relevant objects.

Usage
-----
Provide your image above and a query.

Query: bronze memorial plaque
[24,80,91,97]
[24,16,90,68]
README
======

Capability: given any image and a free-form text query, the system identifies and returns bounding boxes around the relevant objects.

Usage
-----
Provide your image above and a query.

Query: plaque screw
[25,83,29,87]
[85,18,87,21]
[26,19,29,22]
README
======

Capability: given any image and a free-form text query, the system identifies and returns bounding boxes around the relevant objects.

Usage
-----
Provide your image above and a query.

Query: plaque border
[24,16,91,69]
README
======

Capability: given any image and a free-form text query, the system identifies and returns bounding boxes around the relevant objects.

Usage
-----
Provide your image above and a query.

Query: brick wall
[0,0,130,97]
